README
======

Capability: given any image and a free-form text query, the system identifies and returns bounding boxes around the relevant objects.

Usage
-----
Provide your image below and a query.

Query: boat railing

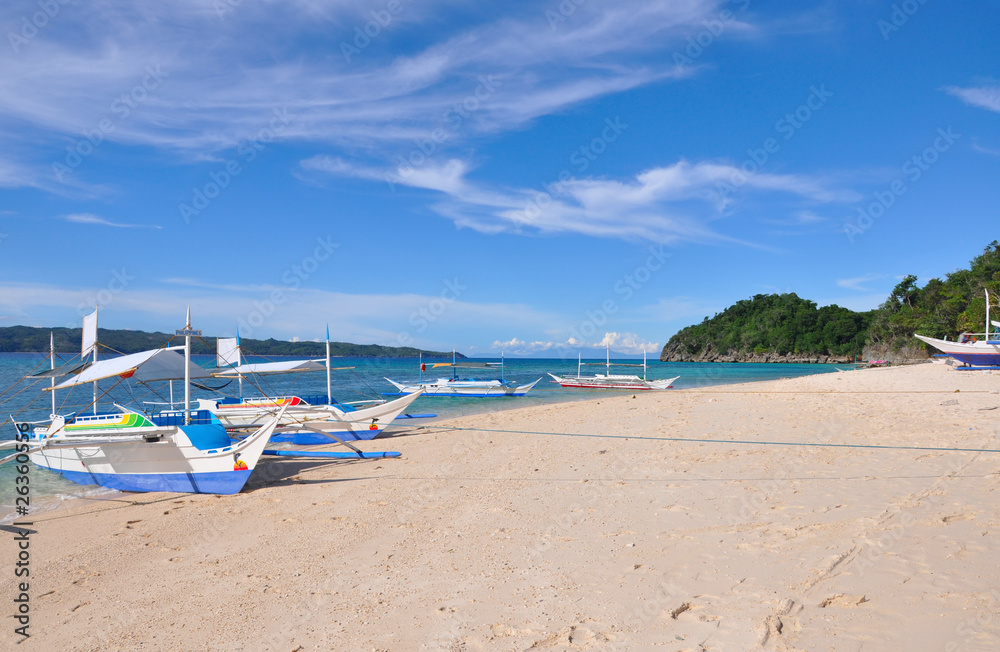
[225,394,330,406]
[153,409,221,427]
[957,330,1000,344]
[294,394,331,405]
[71,411,135,423]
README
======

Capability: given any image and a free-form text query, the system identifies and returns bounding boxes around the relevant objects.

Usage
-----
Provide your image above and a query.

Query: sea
[0,352,851,521]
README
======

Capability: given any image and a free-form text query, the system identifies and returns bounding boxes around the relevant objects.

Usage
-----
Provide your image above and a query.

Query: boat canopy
[431,361,501,369]
[29,359,90,379]
[49,348,211,390]
[213,359,330,376]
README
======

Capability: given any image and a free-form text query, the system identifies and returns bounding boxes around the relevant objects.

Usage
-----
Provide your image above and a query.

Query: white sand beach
[4,363,1000,651]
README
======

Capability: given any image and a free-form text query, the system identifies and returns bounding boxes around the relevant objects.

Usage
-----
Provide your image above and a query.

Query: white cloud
[317,157,859,245]
[492,331,659,356]
[0,0,729,173]
[836,273,883,292]
[945,85,1000,114]
[65,213,162,229]
[972,141,1000,157]
[0,155,111,197]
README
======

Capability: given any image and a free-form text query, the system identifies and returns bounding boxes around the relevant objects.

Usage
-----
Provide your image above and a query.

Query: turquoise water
[0,352,850,520]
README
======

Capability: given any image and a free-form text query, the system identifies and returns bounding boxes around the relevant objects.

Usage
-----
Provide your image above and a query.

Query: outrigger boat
[548,347,679,390]
[384,352,541,397]
[200,330,428,442]
[915,290,1000,367]
[2,311,401,495]
[198,393,424,443]
[3,310,283,494]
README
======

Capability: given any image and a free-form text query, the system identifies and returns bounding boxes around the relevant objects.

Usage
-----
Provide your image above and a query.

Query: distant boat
[915,290,1000,367]
[384,351,541,397]
[548,348,679,390]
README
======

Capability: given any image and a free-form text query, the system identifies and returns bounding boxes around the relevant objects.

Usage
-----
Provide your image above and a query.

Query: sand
[3,362,1000,651]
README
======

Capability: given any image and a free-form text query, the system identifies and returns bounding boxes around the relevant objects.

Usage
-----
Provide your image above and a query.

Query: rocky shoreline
[659,341,928,364]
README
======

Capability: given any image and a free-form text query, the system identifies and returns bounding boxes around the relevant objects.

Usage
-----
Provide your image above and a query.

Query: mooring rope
[390,424,1000,454]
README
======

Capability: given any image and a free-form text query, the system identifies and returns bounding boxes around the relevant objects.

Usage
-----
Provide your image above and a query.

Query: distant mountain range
[0,325,462,359]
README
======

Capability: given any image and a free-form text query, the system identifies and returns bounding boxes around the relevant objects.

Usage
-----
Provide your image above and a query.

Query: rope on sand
[393,424,1000,454]
[672,390,994,394]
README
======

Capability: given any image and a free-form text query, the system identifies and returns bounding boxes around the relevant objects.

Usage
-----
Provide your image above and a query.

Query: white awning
[50,348,211,390]
[213,359,328,377]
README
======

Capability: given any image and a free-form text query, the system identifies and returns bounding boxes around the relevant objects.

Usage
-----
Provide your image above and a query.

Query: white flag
[217,337,241,367]
[81,309,98,358]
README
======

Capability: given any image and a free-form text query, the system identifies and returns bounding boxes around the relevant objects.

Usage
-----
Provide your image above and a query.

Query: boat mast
[325,324,332,404]
[184,307,191,424]
[92,305,99,414]
[643,349,647,381]
[987,289,991,339]
[166,343,174,409]
[174,306,201,425]
[606,343,610,376]
[501,349,505,382]
[236,329,243,399]
[453,348,457,381]
[49,332,56,418]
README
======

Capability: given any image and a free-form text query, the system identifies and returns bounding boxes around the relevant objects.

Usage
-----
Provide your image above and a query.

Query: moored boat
[199,391,424,442]
[915,290,1000,367]
[548,348,678,390]
[203,329,427,440]
[5,309,285,495]
[384,352,541,397]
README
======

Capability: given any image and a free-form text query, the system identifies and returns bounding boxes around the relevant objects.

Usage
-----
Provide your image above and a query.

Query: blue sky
[1,1,998,356]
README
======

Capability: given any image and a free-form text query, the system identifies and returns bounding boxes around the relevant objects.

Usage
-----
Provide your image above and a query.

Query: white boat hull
[548,373,679,390]
[915,334,1000,366]
[384,377,540,397]
[27,413,280,495]
[198,392,423,441]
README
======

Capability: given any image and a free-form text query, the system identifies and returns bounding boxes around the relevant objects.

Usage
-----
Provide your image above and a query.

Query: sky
[0,1,998,357]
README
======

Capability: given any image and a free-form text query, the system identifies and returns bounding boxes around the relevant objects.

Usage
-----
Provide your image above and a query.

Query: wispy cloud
[64,213,162,229]
[836,273,883,292]
[0,0,728,170]
[492,331,659,356]
[972,140,1000,157]
[312,156,859,245]
[0,153,113,198]
[944,85,1000,114]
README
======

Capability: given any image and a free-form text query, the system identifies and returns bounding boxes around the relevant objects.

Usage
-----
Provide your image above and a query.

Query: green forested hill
[660,294,873,362]
[660,241,1000,363]
[0,326,459,359]
[867,241,1000,354]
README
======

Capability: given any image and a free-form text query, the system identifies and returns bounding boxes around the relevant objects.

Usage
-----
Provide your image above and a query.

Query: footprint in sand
[819,593,868,608]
